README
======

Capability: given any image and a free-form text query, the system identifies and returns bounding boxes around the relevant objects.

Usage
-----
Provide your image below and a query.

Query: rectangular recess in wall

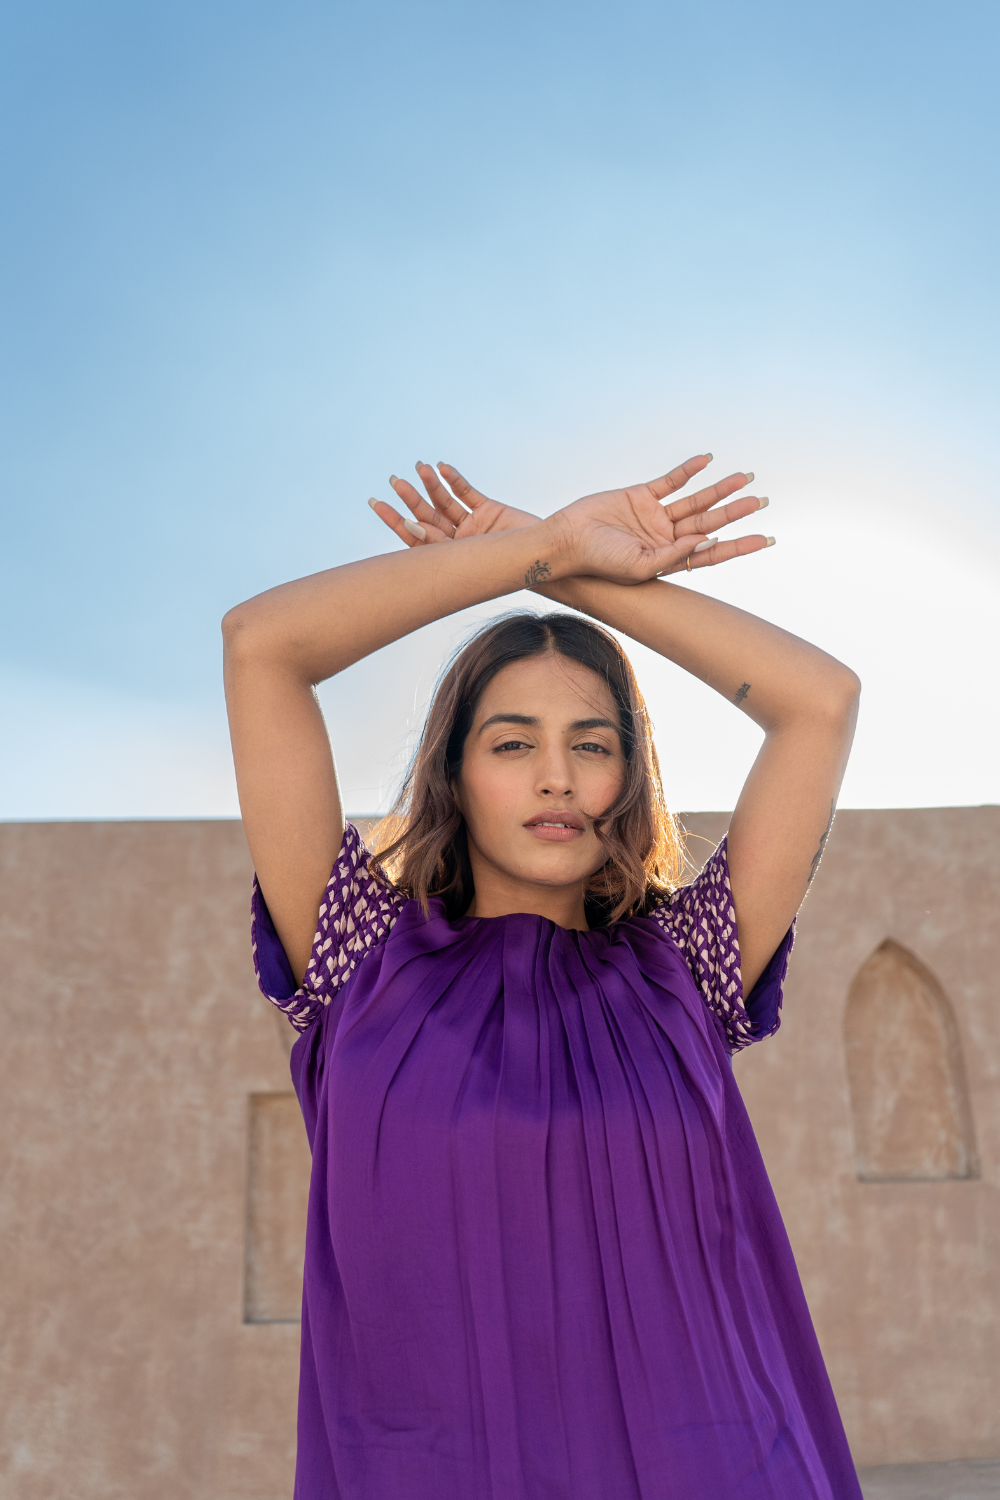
[244,1092,312,1323]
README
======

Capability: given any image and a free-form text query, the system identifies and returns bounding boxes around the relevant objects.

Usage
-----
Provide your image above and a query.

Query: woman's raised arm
[224,527,568,981]
[223,470,726,983]
[373,457,859,991]
[542,573,860,990]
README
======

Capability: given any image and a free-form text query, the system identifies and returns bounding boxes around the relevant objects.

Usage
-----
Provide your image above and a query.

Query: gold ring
[685,554,692,571]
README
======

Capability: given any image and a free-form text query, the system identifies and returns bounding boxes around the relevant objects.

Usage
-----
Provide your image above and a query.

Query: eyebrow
[477,713,619,734]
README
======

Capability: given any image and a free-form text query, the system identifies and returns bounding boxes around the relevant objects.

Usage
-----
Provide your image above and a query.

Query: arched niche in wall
[844,938,978,1182]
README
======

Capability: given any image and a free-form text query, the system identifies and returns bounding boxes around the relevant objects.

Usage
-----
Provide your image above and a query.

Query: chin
[514,851,597,887]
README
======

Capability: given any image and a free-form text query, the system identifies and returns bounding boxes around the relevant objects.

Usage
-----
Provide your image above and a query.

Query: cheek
[582,759,626,812]
[455,756,515,840]
[456,757,522,832]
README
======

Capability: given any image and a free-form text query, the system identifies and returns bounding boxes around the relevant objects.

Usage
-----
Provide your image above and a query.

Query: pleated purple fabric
[251,824,861,1500]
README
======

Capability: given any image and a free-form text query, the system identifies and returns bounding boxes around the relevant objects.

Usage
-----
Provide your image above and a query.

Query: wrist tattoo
[524,559,552,588]
[733,682,751,706]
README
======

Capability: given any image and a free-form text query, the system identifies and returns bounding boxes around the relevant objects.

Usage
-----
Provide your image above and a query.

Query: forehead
[474,652,619,722]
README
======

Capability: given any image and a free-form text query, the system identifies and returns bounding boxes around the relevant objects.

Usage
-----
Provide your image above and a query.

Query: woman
[223,452,862,1499]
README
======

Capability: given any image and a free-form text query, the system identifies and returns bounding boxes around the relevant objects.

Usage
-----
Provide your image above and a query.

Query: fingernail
[367,497,379,511]
[389,474,399,486]
[694,536,718,553]
[415,460,424,470]
[743,471,754,484]
[704,452,713,461]
[765,536,776,547]
[404,518,426,539]
[757,496,769,510]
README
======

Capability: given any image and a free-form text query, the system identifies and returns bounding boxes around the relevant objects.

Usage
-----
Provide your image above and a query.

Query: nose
[535,741,575,798]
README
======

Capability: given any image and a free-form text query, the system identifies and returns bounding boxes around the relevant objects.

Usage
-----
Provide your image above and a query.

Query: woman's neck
[463,860,590,930]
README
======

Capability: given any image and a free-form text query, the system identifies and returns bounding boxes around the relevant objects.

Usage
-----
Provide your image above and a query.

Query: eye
[493,739,531,753]
[575,741,612,755]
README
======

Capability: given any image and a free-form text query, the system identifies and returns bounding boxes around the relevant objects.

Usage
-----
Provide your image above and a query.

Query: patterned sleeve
[649,835,795,1053]
[250,821,408,1034]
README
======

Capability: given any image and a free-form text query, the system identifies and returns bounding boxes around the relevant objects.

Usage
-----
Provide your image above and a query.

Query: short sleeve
[649,835,795,1054]
[251,822,408,1034]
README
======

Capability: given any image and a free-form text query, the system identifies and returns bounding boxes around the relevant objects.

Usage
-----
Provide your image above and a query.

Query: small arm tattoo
[807,799,836,886]
[733,682,751,706]
[525,559,551,587]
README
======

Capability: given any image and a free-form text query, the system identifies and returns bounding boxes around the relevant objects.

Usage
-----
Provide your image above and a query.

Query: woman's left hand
[369,456,771,577]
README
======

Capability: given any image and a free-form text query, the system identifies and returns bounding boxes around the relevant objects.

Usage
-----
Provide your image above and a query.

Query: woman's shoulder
[646,838,735,946]
[313,816,408,944]
[252,820,410,1034]
[636,837,788,1054]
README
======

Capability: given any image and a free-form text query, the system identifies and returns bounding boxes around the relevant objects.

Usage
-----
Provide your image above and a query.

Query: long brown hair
[369,611,686,924]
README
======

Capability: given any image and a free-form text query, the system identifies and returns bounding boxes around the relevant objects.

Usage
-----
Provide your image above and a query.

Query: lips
[524,816,587,840]
[524,811,585,830]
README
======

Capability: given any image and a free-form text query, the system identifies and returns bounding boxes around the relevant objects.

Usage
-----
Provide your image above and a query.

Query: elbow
[816,664,861,725]
[837,665,862,710]
[222,600,317,684]
[221,603,241,644]
[221,601,263,667]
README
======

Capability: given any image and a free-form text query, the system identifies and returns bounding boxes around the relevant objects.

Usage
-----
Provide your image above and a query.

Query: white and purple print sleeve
[650,836,795,1053]
[251,822,408,1034]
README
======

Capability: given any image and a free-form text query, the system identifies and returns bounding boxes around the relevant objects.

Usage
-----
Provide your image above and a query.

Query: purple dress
[252,822,861,1500]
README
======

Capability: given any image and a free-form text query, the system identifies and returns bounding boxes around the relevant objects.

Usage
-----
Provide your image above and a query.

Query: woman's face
[454,651,627,912]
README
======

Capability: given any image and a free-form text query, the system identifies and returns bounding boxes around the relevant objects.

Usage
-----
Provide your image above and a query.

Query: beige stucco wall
[728,807,1000,1469]
[0,821,298,1500]
[0,809,997,1495]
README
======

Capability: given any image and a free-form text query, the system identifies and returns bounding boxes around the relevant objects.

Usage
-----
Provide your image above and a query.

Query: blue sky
[2,0,998,817]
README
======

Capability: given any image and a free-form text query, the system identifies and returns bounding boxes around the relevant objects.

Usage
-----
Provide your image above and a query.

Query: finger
[367,497,450,547]
[659,533,774,575]
[645,453,713,503]
[390,474,457,535]
[648,529,710,575]
[663,470,756,524]
[368,497,423,547]
[674,494,769,538]
[437,462,495,513]
[413,462,470,527]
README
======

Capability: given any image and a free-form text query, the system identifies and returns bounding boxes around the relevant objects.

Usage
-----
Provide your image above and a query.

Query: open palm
[368,454,771,578]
